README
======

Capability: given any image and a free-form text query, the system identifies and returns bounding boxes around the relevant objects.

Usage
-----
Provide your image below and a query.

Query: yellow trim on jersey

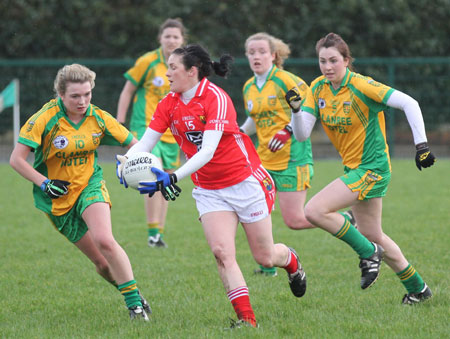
[19,99,132,216]
[305,69,394,171]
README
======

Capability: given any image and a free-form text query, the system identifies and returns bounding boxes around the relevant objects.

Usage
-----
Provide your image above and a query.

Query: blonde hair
[54,64,96,96]
[245,32,291,69]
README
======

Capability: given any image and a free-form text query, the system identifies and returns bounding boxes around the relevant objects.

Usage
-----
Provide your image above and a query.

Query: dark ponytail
[172,44,233,80]
[211,54,233,78]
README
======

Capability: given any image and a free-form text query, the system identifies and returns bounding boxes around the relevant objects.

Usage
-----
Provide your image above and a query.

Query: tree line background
[1,0,449,152]
[2,0,449,58]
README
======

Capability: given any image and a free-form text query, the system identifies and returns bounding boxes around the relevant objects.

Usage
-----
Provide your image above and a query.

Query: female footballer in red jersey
[287,33,435,304]
[116,44,306,328]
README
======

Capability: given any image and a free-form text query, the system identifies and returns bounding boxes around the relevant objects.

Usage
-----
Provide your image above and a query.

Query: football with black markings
[122,152,162,190]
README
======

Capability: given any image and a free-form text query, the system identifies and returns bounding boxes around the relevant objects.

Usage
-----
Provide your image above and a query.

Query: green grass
[1,159,449,338]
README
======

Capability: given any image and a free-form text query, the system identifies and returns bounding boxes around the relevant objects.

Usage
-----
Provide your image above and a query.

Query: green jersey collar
[325,68,352,94]
[252,64,278,89]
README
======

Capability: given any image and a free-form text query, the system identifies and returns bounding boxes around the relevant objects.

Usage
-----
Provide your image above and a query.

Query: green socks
[257,264,277,276]
[333,214,375,259]
[118,280,142,309]
[397,264,425,293]
[148,223,159,238]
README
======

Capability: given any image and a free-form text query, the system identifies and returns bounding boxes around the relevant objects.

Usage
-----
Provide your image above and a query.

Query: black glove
[285,88,302,113]
[40,179,71,199]
[138,168,182,201]
[415,142,436,170]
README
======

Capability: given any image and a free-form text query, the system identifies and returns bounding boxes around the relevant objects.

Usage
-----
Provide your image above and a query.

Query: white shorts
[192,169,276,224]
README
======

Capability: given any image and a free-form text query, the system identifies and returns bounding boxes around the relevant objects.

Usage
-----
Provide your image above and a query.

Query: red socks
[284,249,298,274]
[227,286,257,326]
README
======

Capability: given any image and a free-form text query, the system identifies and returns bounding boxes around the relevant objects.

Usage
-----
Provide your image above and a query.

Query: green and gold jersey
[302,69,394,171]
[125,47,175,143]
[18,98,133,216]
[243,65,313,171]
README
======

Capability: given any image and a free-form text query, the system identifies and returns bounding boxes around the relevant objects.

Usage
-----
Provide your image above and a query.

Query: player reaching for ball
[116,44,307,328]
[10,64,151,321]
[288,32,435,304]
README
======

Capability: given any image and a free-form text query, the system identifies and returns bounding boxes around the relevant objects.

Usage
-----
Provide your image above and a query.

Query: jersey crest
[53,135,69,149]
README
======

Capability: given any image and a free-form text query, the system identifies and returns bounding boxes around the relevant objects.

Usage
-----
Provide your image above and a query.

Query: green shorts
[267,164,314,192]
[152,141,180,170]
[340,167,391,200]
[46,180,111,243]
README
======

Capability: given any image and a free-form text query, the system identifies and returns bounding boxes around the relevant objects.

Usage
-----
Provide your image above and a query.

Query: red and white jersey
[150,78,262,189]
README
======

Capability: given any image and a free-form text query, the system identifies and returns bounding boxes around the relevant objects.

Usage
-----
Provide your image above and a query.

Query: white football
[122,152,163,190]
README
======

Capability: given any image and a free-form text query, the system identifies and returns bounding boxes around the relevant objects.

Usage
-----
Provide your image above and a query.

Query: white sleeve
[174,129,222,181]
[239,117,257,135]
[125,128,162,156]
[386,90,427,145]
[291,111,317,141]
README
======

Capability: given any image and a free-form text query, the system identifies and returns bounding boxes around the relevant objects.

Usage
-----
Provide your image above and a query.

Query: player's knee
[96,238,117,256]
[284,215,310,230]
[212,246,234,267]
[304,203,322,225]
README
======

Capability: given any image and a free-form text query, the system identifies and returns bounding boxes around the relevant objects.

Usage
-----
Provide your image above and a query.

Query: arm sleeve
[291,111,317,141]
[386,90,427,144]
[239,117,257,135]
[174,130,222,181]
[125,128,162,156]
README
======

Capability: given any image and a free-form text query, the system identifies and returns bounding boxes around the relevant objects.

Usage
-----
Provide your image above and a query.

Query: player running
[117,18,187,248]
[10,64,151,320]
[116,44,307,328]
[287,32,435,303]
[240,32,314,277]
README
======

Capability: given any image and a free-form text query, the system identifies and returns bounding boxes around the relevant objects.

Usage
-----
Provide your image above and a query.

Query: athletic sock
[396,264,425,294]
[258,264,277,275]
[283,249,298,275]
[158,225,165,238]
[118,280,142,309]
[333,215,375,259]
[227,286,257,326]
[148,223,159,238]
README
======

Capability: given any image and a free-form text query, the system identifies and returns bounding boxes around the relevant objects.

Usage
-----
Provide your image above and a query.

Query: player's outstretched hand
[40,179,71,199]
[138,167,181,201]
[116,154,128,188]
[285,87,302,113]
[415,142,436,170]
[268,125,293,152]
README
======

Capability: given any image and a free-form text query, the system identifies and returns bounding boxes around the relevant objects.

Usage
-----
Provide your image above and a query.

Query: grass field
[1,158,449,338]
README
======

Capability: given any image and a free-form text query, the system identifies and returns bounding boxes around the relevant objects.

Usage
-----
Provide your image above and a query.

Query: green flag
[0,80,16,112]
